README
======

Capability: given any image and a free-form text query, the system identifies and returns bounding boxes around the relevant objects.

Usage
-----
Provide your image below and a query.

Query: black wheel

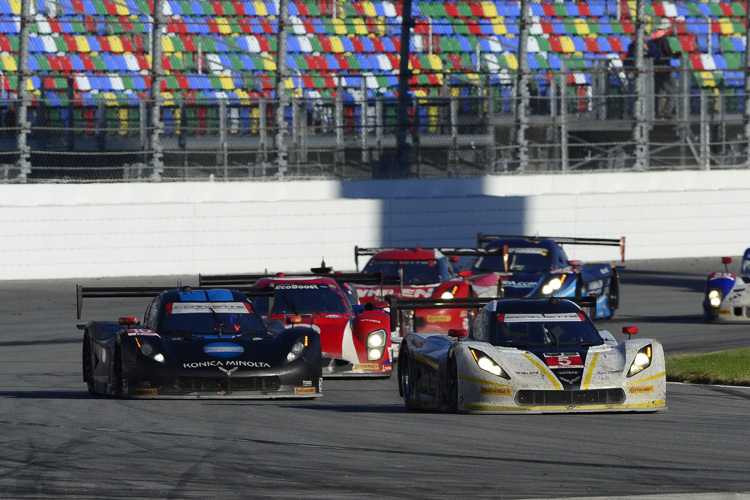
[82,334,96,395]
[399,350,415,410]
[445,353,459,413]
[111,346,124,397]
[609,274,620,312]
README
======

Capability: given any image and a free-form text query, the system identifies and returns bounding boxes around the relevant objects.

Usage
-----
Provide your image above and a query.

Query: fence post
[15,0,31,180]
[149,0,165,179]
[633,0,649,171]
[560,60,568,172]
[219,99,228,177]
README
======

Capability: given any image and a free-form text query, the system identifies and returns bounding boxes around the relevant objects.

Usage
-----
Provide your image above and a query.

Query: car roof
[371,248,440,260]
[488,298,584,315]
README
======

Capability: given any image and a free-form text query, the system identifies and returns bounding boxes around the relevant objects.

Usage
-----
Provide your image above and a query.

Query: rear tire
[82,334,96,395]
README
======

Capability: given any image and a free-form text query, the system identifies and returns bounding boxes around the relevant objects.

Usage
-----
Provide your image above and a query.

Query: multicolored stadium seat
[0,0,746,134]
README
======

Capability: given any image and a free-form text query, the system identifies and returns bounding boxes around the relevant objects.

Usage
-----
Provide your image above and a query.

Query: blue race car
[703,248,750,322]
[449,234,625,319]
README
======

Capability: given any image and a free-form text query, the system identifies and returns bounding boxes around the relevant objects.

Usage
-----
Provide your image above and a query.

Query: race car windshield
[741,258,750,276]
[161,302,266,335]
[362,259,443,285]
[253,284,350,315]
[473,247,551,273]
[493,313,603,348]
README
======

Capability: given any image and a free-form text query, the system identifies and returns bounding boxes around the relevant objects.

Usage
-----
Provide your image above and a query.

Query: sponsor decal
[302,380,313,387]
[544,353,584,369]
[629,385,654,394]
[218,366,238,376]
[132,388,158,395]
[557,374,581,384]
[503,281,540,288]
[295,387,317,395]
[514,370,539,375]
[480,387,512,396]
[502,313,583,323]
[203,342,245,358]
[183,360,270,369]
[170,302,248,314]
[355,363,380,370]
[426,315,451,323]
[275,284,322,290]
[509,247,548,255]
[355,287,437,298]
[359,318,382,323]
[126,329,160,336]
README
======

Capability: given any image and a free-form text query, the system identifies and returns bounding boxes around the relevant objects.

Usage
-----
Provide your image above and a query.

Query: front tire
[399,350,415,410]
[445,353,459,413]
[82,334,96,395]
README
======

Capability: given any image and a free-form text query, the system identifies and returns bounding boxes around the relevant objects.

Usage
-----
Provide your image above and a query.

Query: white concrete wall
[1,170,749,280]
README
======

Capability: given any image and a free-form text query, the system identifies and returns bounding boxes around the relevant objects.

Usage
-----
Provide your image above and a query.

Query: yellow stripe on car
[523,353,562,390]
[581,352,600,390]
[626,371,666,386]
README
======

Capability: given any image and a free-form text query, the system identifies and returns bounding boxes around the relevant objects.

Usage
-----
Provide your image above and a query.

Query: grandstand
[0,0,747,180]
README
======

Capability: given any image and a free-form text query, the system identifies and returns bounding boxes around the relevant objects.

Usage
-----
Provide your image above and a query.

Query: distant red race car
[200,272,392,378]
[352,247,480,337]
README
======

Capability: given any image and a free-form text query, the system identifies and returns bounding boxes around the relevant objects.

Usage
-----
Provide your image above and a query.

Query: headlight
[541,277,563,295]
[707,289,722,308]
[137,339,165,363]
[286,336,308,363]
[366,329,387,360]
[470,348,510,379]
[441,290,455,300]
[627,345,652,377]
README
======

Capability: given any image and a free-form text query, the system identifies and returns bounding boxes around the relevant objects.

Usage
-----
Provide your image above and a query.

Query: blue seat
[70,54,84,71]
[189,2,204,15]
[551,19,566,35]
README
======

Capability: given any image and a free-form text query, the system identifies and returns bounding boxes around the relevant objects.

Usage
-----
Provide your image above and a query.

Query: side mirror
[622,326,638,338]
[568,260,582,266]
[722,257,733,264]
[458,270,473,277]
[448,328,468,338]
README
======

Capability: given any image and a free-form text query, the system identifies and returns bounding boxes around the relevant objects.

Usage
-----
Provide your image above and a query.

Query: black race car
[77,285,322,399]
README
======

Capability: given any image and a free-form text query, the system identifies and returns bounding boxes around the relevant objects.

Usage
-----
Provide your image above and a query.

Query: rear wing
[387,295,598,334]
[476,233,626,263]
[76,284,272,320]
[354,246,435,271]
[199,271,400,288]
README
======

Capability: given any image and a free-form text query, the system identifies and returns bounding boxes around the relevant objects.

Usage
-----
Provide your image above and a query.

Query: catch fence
[1,60,749,182]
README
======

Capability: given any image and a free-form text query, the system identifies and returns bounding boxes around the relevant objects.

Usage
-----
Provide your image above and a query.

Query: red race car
[200,272,392,378]
[352,247,480,337]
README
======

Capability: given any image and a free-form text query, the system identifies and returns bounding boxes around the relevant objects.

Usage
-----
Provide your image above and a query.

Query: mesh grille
[176,376,281,392]
[515,388,625,406]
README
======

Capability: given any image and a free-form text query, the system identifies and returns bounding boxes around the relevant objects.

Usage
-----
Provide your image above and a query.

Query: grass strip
[666,347,750,386]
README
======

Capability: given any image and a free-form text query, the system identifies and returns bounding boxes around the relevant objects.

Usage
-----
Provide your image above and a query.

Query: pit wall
[1,170,748,281]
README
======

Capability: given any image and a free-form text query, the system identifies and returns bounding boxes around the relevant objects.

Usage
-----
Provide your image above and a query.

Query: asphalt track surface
[1,257,749,499]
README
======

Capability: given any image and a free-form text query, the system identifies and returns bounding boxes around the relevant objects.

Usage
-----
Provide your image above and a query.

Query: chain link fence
[2,62,748,182]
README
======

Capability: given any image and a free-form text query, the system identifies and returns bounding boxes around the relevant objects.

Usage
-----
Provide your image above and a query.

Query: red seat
[584,38,599,53]
[690,52,704,70]
[232,1,246,15]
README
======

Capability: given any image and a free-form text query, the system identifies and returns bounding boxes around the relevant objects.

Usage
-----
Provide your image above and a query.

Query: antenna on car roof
[311,259,333,274]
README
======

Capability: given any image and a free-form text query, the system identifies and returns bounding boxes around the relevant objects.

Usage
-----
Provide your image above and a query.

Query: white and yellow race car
[393,296,666,414]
